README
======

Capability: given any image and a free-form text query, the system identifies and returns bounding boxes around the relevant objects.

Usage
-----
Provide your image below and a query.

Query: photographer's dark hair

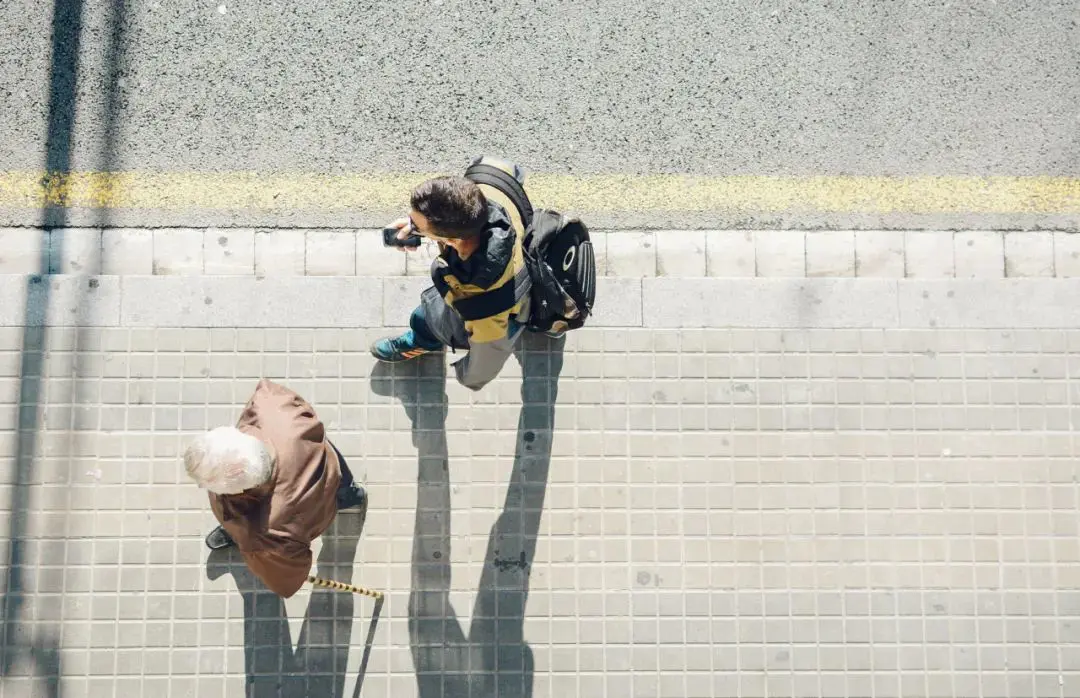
[410,176,488,239]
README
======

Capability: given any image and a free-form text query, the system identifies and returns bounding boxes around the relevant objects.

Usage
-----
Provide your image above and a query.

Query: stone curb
[3,275,1080,329]
[2,228,1078,279]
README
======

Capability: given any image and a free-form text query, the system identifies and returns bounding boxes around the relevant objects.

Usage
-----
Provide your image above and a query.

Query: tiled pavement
[1,251,1080,697]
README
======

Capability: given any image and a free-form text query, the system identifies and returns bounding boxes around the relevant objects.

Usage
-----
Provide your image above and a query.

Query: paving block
[356,228,406,276]
[806,231,855,277]
[706,231,755,277]
[642,278,898,328]
[254,230,304,276]
[121,276,382,327]
[656,230,706,277]
[0,275,121,326]
[754,231,805,277]
[591,278,643,326]
[203,228,255,275]
[153,229,203,275]
[49,228,102,274]
[904,231,954,278]
[305,231,356,276]
[382,276,430,327]
[954,231,1003,278]
[1054,232,1080,277]
[1005,232,1054,277]
[898,279,1080,328]
[854,231,905,278]
[0,228,48,273]
[102,229,153,275]
[606,232,656,277]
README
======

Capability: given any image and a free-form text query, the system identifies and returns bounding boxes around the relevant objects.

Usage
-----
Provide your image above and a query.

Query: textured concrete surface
[2,0,1077,176]
[0,323,1078,698]
[1,0,1078,229]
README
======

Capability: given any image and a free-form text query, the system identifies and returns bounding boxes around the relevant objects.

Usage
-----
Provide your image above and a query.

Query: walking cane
[306,574,385,698]
[307,575,384,600]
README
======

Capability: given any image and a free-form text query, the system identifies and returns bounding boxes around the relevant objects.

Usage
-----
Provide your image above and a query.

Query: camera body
[382,225,421,249]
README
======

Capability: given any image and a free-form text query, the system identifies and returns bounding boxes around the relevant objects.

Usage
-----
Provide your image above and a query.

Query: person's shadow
[371,332,565,698]
[206,501,374,698]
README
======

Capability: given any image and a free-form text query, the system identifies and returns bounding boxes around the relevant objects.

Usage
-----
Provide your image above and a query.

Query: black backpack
[456,160,597,336]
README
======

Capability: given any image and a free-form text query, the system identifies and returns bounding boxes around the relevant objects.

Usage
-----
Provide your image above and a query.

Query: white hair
[183,426,272,495]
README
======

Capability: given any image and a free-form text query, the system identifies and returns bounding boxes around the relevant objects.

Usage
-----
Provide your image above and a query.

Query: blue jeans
[408,305,445,350]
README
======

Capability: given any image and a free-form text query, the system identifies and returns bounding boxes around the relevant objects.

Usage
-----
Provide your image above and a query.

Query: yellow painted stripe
[0,171,1078,214]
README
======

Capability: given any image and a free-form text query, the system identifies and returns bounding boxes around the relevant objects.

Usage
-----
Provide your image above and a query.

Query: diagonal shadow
[206,500,374,698]
[2,1,86,695]
[371,332,565,697]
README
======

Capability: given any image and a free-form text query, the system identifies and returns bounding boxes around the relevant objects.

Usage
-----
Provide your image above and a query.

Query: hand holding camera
[382,217,422,250]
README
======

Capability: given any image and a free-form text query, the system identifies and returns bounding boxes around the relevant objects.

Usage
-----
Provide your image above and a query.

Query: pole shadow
[3,1,87,695]
[370,332,565,697]
[206,503,376,698]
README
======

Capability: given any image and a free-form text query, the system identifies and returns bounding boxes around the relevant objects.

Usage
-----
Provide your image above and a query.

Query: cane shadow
[370,332,565,698]
[206,504,373,698]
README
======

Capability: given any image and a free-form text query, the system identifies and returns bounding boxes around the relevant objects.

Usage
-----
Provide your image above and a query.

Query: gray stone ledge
[121,276,383,328]
[897,279,1080,329]
[644,279,899,328]
[0,275,122,327]
[3,275,1080,329]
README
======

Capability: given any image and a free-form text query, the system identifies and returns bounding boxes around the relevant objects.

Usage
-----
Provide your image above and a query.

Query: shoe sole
[370,344,441,363]
[371,353,420,363]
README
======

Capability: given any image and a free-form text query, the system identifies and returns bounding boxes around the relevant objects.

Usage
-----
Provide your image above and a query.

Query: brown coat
[208,379,341,597]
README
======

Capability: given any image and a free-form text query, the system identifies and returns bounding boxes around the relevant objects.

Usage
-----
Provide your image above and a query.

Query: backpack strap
[464,163,534,229]
[450,160,536,323]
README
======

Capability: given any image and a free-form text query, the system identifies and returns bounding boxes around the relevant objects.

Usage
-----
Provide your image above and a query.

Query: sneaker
[205,525,235,550]
[336,482,367,511]
[370,331,441,363]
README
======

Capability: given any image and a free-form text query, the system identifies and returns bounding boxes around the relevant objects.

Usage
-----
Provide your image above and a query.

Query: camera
[382,224,421,249]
